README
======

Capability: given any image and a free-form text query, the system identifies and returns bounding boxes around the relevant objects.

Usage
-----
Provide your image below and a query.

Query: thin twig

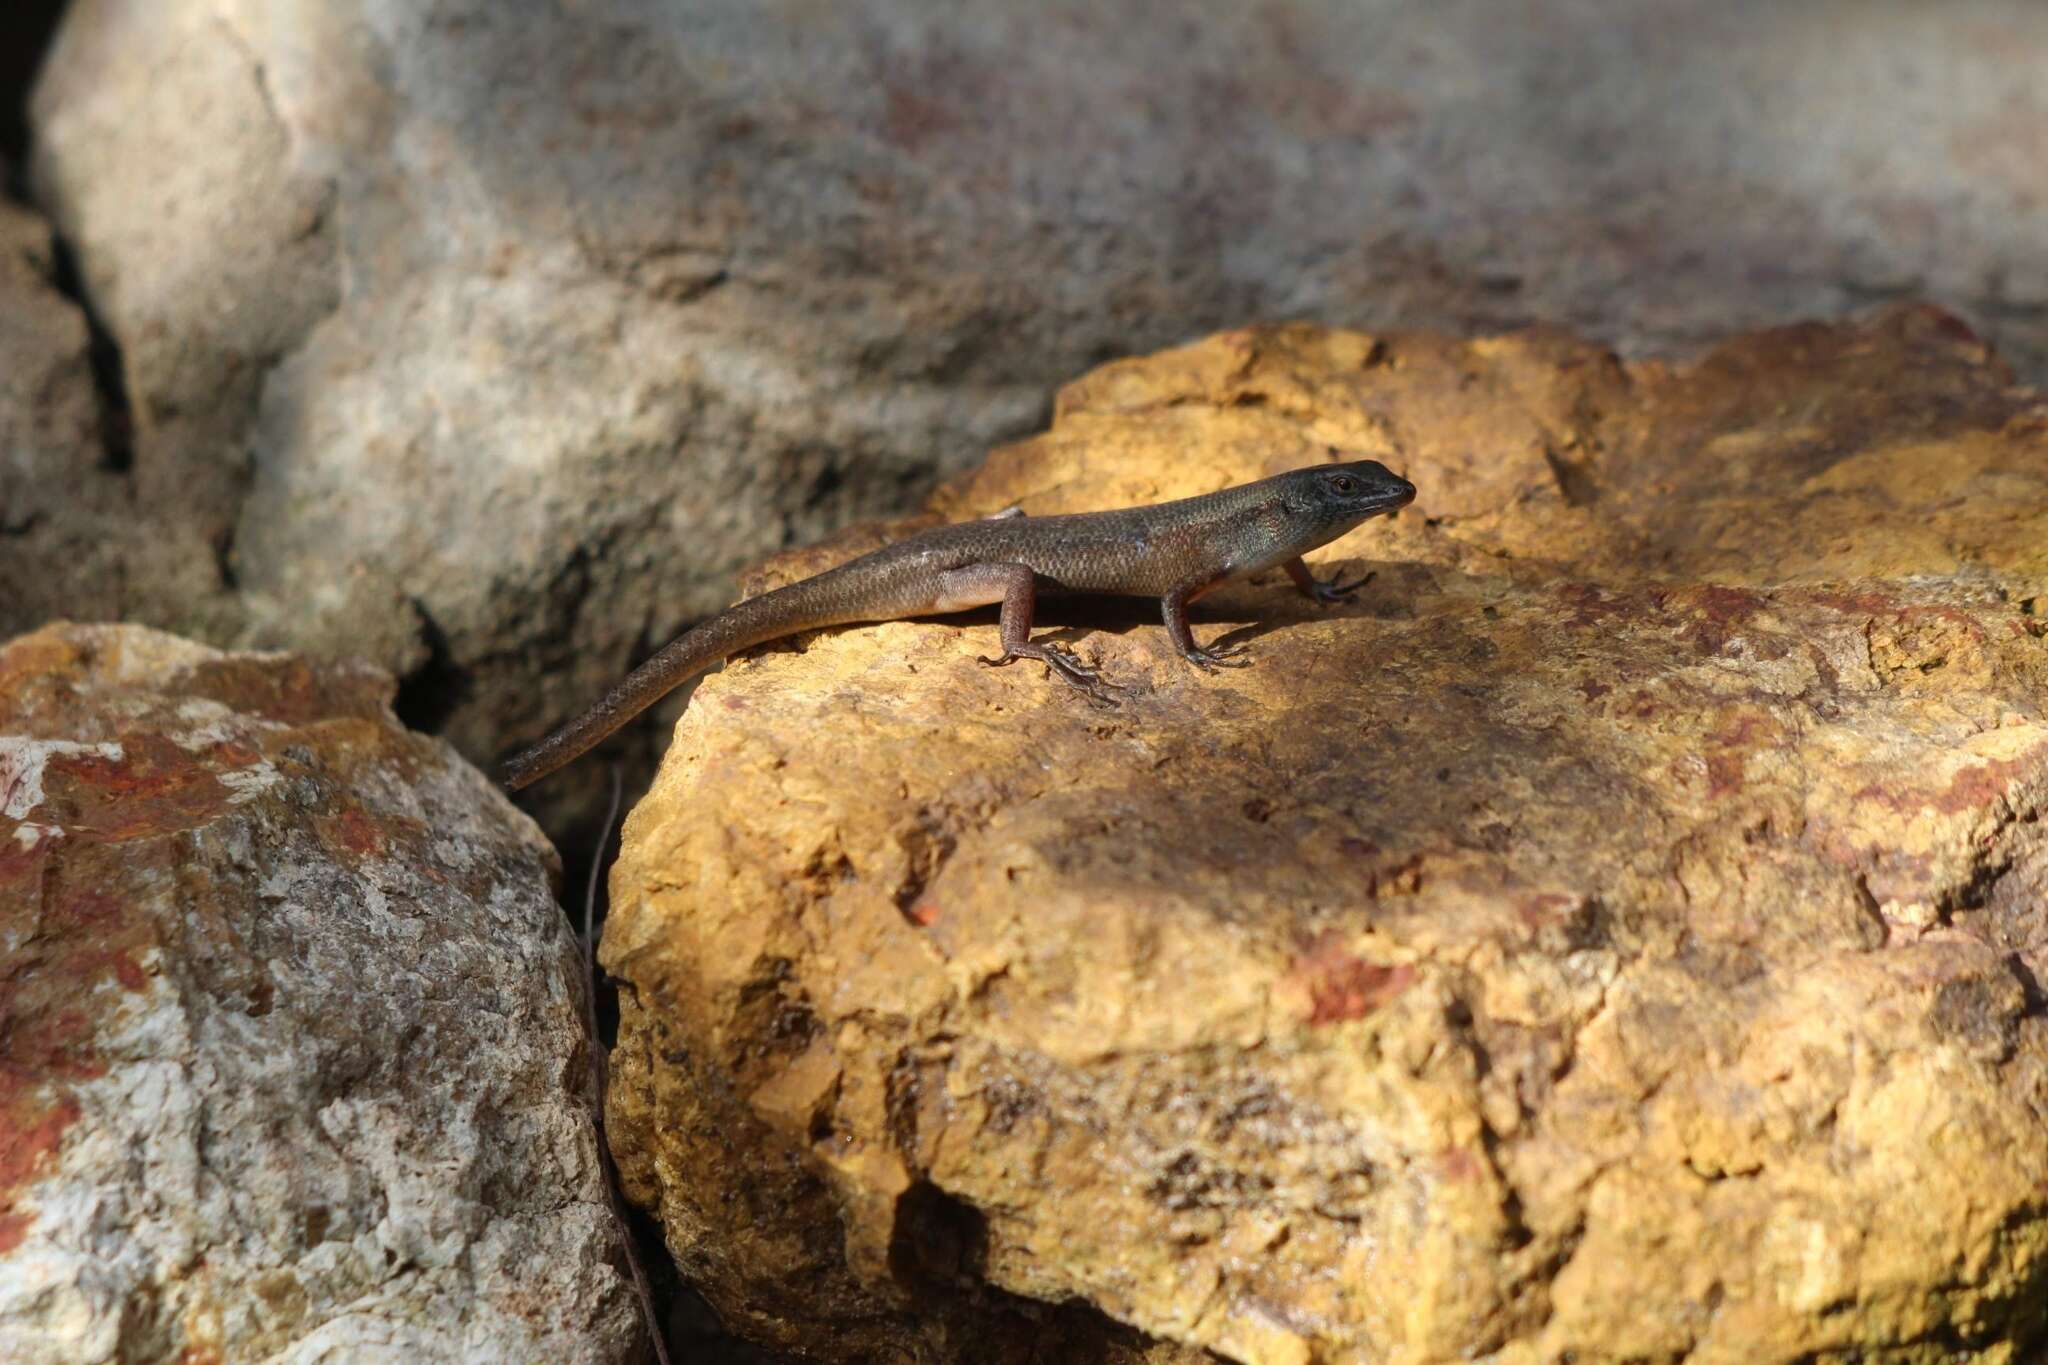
[579,769,618,1043]
[582,766,672,1365]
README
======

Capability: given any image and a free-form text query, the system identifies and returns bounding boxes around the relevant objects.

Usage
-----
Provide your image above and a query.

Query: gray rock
[0,183,250,644]
[0,623,644,1364]
[28,0,2048,839]
[0,196,138,635]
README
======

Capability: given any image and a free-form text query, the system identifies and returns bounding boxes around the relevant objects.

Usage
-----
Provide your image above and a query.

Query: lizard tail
[499,565,885,792]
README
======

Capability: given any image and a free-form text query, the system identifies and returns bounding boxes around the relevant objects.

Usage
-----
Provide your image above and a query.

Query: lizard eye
[1330,475,1357,495]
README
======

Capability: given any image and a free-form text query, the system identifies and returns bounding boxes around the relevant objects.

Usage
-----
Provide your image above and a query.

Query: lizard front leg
[937,563,1120,705]
[1285,556,1373,605]
[1161,581,1253,671]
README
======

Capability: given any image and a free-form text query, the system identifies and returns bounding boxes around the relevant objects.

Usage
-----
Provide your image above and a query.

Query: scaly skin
[502,458,1416,790]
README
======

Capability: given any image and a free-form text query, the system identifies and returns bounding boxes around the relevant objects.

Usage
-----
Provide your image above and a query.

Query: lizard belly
[928,580,1012,613]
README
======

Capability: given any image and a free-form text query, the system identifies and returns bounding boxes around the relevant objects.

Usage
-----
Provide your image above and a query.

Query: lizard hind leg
[936,562,1121,706]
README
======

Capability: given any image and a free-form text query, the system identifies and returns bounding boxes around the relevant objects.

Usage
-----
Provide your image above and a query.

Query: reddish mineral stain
[1852,745,2048,816]
[186,656,385,726]
[0,1083,89,1254]
[56,889,123,926]
[333,807,384,857]
[1294,933,1417,1024]
[0,1093,85,1192]
[1706,751,1747,798]
[0,837,50,891]
[1517,893,1579,928]
[1438,1147,1484,1182]
[1557,583,1629,628]
[45,732,233,842]
[46,947,150,993]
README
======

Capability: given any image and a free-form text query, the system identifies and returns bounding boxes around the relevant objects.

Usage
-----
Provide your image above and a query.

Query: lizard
[502,456,1416,790]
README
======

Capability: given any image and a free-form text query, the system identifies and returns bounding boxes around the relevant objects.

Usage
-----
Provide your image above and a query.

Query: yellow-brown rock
[603,305,2048,1363]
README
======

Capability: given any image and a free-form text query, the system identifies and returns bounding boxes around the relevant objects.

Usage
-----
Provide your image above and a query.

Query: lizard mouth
[1368,480,1418,515]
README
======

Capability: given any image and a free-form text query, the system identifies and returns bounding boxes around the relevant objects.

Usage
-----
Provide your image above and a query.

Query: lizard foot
[1037,643,1122,705]
[1306,570,1374,605]
[1178,641,1254,672]
[981,644,1122,705]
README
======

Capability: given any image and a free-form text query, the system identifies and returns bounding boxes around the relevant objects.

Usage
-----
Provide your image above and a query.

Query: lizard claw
[1070,677,1123,707]
[1039,642,1102,680]
[1180,644,1254,671]
[1306,570,1374,605]
[981,643,1122,705]
[1040,646,1122,705]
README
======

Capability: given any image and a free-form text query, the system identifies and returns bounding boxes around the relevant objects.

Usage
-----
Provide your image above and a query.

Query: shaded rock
[0,197,131,636]
[603,308,2048,1362]
[28,0,2048,843]
[0,7,67,165]
[0,189,245,643]
[0,624,642,1363]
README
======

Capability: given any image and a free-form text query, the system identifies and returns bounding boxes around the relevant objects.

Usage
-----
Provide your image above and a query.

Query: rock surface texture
[603,307,2048,1363]
[0,625,642,1363]
[27,0,2048,839]
[0,196,158,639]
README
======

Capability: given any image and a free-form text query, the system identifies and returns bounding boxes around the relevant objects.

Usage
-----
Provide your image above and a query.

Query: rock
[602,307,2048,1362]
[0,198,121,636]
[0,624,643,1363]
[28,1,2048,842]
[0,188,246,645]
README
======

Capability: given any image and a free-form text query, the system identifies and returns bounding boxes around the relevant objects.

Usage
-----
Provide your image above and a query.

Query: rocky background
[2,2,2046,1362]
[6,0,2048,851]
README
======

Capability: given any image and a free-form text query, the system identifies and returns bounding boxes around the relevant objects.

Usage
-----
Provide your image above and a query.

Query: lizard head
[1280,456,1416,546]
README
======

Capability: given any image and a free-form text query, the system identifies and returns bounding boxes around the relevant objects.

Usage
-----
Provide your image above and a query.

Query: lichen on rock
[604,307,2048,1363]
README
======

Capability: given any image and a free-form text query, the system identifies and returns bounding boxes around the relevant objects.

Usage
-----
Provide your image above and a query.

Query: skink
[503,457,1415,790]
